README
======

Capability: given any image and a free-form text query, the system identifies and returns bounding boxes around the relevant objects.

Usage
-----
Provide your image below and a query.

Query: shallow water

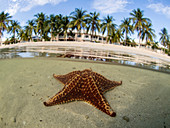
[0,58,170,128]
[0,46,170,73]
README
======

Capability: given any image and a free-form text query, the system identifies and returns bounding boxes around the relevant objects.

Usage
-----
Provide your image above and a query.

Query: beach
[0,41,170,63]
[1,1,170,127]
[0,58,170,128]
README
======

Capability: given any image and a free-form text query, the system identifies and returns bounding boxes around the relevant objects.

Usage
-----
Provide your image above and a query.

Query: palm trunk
[0,30,2,45]
[51,27,54,42]
[64,30,67,41]
[139,29,141,47]
[51,31,53,42]
[66,34,67,41]
[91,29,94,42]
[106,31,109,44]
[14,32,16,43]
[125,32,127,46]
[40,26,43,41]
[75,33,77,41]
[40,31,43,41]
[30,30,32,42]
[163,41,165,53]
[146,37,148,48]
[30,35,32,42]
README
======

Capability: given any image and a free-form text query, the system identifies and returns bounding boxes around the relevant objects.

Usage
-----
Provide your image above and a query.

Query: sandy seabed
[0,57,170,128]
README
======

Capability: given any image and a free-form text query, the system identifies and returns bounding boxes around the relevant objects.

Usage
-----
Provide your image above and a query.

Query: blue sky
[0,0,170,42]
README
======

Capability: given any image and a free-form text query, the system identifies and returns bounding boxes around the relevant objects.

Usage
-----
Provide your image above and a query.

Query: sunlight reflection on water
[0,46,169,73]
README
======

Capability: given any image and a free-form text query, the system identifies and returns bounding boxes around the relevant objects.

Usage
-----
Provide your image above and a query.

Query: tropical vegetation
[0,8,170,54]
[0,11,12,42]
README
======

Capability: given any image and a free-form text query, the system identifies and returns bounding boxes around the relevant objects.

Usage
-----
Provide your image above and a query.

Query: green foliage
[120,18,133,45]
[130,8,152,45]
[0,8,168,48]
[101,15,116,43]
[159,28,169,48]
[7,20,21,43]
[0,11,12,41]
[151,43,158,50]
[3,37,19,44]
[86,11,101,41]
[70,8,88,32]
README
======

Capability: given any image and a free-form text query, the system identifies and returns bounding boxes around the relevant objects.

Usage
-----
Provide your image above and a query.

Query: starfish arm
[44,74,82,106]
[102,81,122,93]
[91,72,122,93]
[83,76,116,117]
[53,70,80,85]
[86,94,116,117]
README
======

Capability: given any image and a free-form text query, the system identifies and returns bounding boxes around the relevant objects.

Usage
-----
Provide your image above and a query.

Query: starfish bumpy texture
[44,69,122,117]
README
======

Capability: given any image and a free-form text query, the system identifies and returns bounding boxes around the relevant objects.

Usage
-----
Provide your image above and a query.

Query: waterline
[0,46,170,73]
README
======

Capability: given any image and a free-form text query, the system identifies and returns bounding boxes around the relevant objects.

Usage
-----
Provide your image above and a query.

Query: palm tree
[25,20,36,41]
[8,20,21,43]
[34,12,48,40]
[141,23,156,46]
[43,19,50,41]
[86,11,101,41]
[101,15,116,43]
[108,28,123,44]
[114,29,124,43]
[70,8,88,33]
[120,18,133,45]
[60,16,70,41]
[45,14,57,41]
[18,28,29,41]
[130,8,151,46]
[54,14,63,41]
[159,28,170,52]
[0,11,12,44]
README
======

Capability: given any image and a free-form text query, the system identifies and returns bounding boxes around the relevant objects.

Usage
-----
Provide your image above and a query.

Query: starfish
[44,69,122,117]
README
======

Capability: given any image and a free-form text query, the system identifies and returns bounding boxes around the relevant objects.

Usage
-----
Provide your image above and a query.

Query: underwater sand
[0,58,170,128]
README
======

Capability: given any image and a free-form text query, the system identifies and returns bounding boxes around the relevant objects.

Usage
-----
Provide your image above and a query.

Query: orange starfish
[44,69,122,117]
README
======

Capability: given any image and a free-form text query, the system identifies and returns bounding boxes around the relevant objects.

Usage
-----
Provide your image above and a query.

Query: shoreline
[0,41,170,63]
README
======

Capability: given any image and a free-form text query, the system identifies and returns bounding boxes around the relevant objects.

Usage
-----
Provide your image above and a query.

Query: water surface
[0,46,170,73]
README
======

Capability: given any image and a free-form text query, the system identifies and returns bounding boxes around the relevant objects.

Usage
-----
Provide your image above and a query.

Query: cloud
[147,3,170,18]
[5,1,20,16]
[5,0,67,16]
[93,0,129,14]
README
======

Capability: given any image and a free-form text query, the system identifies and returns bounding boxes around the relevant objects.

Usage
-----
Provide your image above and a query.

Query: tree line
[0,8,170,51]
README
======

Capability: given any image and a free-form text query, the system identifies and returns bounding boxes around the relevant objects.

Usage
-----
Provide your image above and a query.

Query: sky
[0,0,170,42]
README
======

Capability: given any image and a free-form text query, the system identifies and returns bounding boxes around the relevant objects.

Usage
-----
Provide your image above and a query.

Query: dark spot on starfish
[44,69,122,117]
